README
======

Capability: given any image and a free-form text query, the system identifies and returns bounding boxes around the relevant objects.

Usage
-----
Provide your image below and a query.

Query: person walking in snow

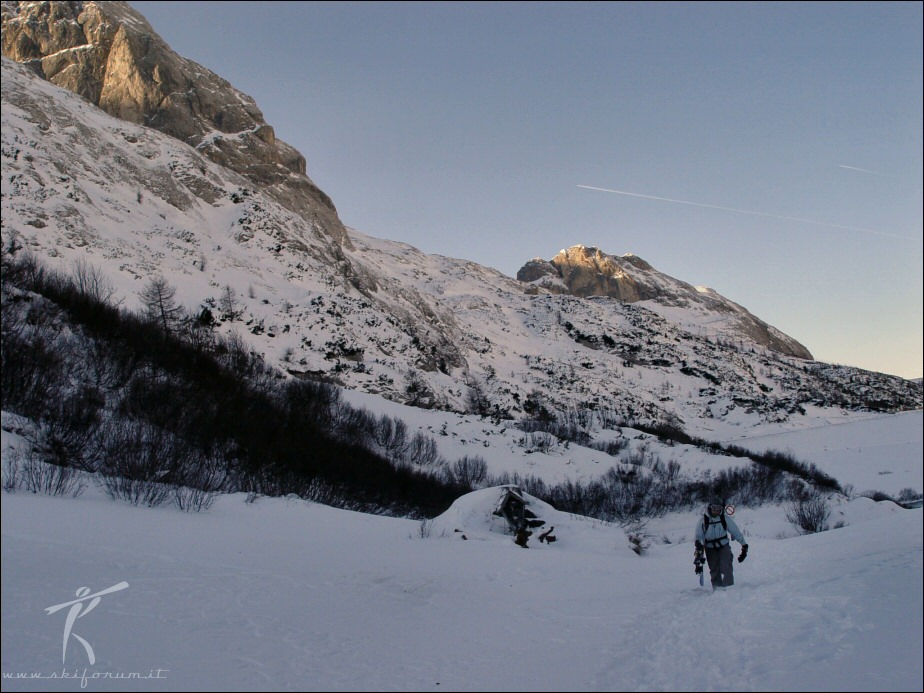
[694,500,748,590]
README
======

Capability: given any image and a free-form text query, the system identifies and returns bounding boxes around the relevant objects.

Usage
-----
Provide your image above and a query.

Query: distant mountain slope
[2,5,920,440]
[518,245,813,359]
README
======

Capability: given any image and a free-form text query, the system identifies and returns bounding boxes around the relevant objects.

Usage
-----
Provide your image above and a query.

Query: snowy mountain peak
[516,244,812,360]
[0,0,348,247]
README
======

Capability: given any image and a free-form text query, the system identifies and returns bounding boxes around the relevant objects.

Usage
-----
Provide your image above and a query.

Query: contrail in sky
[576,185,910,239]
[838,164,886,176]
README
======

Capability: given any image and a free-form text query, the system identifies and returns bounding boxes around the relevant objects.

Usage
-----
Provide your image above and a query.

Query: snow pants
[705,543,735,588]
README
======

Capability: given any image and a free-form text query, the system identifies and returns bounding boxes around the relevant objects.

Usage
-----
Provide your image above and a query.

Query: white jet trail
[576,185,909,239]
[838,164,886,176]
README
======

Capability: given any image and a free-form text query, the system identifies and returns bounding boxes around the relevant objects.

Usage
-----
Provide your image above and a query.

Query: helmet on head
[708,499,725,515]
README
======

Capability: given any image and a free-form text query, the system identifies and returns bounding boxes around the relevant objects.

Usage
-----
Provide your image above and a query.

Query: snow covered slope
[2,44,919,439]
[1,461,920,692]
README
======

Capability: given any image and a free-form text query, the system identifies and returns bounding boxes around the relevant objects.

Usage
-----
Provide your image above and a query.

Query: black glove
[738,545,748,563]
[694,563,703,575]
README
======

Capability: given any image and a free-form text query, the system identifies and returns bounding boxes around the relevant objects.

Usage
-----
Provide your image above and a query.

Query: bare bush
[407,432,442,467]
[216,330,266,384]
[2,451,23,492]
[36,388,105,471]
[518,431,555,454]
[418,518,434,539]
[97,421,183,507]
[173,482,221,512]
[100,469,171,508]
[714,463,786,507]
[599,466,657,521]
[281,378,339,432]
[447,455,488,489]
[595,409,625,431]
[330,400,375,446]
[173,450,227,512]
[7,447,86,497]
[298,477,391,515]
[80,335,140,392]
[861,489,894,503]
[589,437,629,456]
[786,491,831,534]
[71,258,118,306]
[0,300,67,419]
[562,406,594,431]
[234,466,292,498]
[517,414,590,446]
[300,477,349,506]
[372,415,409,462]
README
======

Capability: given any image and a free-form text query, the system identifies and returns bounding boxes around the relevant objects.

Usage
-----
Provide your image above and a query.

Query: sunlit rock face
[518,245,813,360]
[1,0,348,248]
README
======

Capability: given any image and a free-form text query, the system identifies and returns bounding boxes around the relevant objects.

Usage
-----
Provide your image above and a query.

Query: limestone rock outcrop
[1,0,348,247]
[518,245,813,360]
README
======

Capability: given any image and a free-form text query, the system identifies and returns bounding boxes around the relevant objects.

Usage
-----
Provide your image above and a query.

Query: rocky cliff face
[0,0,348,247]
[0,51,464,384]
[518,245,814,360]
[518,247,663,302]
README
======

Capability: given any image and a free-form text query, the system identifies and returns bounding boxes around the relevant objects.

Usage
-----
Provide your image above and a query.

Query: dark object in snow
[694,542,705,586]
[514,528,532,548]
[493,485,545,537]
[538,526,557,544]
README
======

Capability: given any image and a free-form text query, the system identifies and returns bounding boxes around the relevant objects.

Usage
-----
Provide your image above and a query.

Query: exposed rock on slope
[518,245,813,360]
[1,0,348,247]
[0,53,465,395]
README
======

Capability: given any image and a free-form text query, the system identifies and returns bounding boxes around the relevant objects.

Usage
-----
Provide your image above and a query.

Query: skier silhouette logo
[45,582,129,664]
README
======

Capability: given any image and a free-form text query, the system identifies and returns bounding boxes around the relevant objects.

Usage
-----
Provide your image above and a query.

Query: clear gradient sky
[131,1,923,379]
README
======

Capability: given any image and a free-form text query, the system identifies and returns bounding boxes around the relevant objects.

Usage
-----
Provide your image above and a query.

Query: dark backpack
[703,512,727,533]
[702,513,728,548]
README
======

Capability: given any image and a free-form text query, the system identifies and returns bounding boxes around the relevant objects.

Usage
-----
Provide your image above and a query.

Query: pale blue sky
[132,1,922,379]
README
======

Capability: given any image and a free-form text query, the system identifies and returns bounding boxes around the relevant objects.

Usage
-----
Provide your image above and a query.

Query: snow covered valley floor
[2,479,921,692]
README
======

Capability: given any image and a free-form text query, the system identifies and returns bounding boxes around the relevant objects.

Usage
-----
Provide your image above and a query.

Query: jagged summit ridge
[517,244,813,360]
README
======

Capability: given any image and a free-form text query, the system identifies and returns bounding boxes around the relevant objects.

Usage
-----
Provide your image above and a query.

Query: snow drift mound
[429,485,632,554]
